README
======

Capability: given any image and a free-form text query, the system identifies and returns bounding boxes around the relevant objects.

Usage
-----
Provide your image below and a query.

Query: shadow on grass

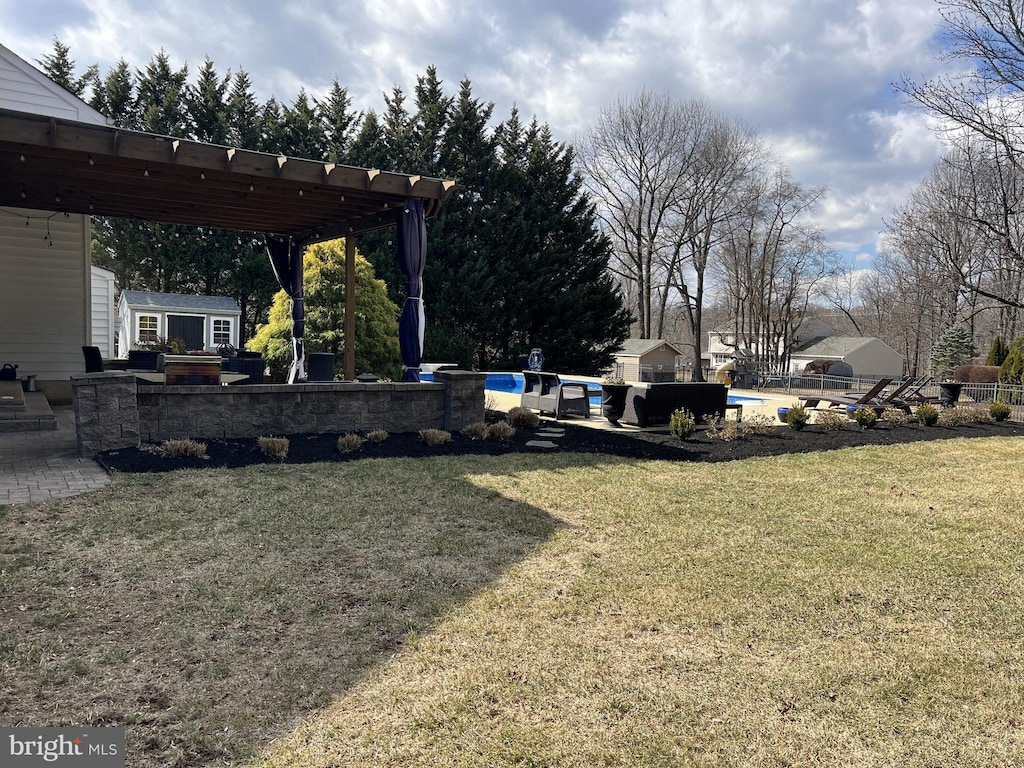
[0,450,640,767]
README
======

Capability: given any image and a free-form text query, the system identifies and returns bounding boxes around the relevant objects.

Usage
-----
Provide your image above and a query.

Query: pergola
[0,107,457,379]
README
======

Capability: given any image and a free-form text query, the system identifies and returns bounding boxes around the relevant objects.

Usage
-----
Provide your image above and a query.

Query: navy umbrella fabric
[265,236,305,382]
[396,200,426,382]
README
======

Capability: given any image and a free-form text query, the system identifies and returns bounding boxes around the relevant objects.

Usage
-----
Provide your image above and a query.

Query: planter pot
[601,384,630,424]
[938,381,962,406]
[777,407,789,422]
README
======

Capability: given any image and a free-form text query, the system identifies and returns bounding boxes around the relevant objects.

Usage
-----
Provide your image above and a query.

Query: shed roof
[793,336,876,358]
[120,290,240,314]
[616,339,684,358]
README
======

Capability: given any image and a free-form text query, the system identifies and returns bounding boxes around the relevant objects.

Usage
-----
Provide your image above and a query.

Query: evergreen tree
[930,324,976,380]
[89,59,137,128]
[986,335,1010,366]
[382,86,415,171]
[321,79,361,163]
[411,66,452,175]
[281,89,327,159]
[259,97,287,153]
[36,37,96,97]
[998,335,1024,385]
[348,109,389,169]
[225,70,263,149]
[248,240,401,380]
[188,58,230,144]
[136,50,189,135]
[427,78,500,368]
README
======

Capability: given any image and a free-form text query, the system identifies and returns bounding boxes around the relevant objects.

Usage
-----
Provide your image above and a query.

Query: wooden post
[345,234,356,380]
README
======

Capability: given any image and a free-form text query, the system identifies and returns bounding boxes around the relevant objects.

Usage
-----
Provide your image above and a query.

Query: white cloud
[1,0,957,264]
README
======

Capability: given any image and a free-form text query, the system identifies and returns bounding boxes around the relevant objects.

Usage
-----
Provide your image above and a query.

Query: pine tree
[36,37,96,97]
[90,60,137,128]
[998,336,1024,385]
[986,335,1010,366]
[281,89,327,159]
[321,79,361,163]
[930,324,976,380]
[226,70,263,149]
[188,58,230,144]
[411,66,452,175]
[136,50,189,135]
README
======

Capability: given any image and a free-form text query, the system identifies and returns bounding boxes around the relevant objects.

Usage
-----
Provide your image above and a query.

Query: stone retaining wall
[71,370,486,456]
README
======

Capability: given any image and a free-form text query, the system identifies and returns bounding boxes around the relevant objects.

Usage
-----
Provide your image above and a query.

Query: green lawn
[2,437,1023,767]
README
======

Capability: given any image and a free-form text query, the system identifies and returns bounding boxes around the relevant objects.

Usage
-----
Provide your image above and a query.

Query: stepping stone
[537,429,565,437]
[525,440,559,449]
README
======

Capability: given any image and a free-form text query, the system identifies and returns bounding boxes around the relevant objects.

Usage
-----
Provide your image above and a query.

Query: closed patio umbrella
[396,200,426,382]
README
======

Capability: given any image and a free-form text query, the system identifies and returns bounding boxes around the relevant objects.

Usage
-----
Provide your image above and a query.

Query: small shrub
[938,405,974,427]
[815,409,849,431]
[915,403,940,426]
[785,403,809,431]
[420,428,452,446]
[337,433,365,453]
[669,408,697,440]
[487,421,516,440]
[989,400,1012,422]
[852,406,878,429]
[366,429,389,443]
[880,408,908,427]
[506,406,540,429]
[463,422,491,440]
[743,413,776,435]
[257,436,289,458]
[161,438,208,459]
[968,405,995,424]
[707,420,740,442]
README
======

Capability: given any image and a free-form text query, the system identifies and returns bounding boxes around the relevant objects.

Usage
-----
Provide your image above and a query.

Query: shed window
[137,315,159,344]
[212,318,233,346]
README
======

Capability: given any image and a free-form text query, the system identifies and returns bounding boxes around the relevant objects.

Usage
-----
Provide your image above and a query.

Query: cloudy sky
[2,0,955,266]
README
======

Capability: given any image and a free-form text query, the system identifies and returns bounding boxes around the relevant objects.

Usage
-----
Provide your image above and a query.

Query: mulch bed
[96,415,1024,474]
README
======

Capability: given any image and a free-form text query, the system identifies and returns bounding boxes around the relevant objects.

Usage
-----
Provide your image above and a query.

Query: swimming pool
[421,371,762,407]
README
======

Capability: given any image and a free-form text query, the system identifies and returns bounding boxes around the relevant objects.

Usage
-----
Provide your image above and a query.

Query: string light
[144,167,149,177]
[200,171,206,180]
[88,155,94,165]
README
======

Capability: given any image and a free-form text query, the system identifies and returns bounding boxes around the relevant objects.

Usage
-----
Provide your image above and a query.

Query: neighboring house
[117,291,241,355]
[613,339,684,382]
[90,266,116,359]
[707,317,836,369]
[0,42,110,400]
[790,336,905,378]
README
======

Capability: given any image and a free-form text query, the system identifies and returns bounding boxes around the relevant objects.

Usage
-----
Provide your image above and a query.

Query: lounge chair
[799,377,893,410]
[520,371,590,419]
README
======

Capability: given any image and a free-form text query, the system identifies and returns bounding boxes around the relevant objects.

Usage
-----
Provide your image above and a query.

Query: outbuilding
[613,339,684,382]
[790,336,905,378]
[116,291,241,355]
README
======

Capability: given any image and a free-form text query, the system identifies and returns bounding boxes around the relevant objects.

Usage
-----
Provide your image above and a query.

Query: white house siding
[0,209,90,391]
[91,265,116,358]
[0,43,108,123]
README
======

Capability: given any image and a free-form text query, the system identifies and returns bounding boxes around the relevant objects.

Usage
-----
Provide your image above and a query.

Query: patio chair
[520,371,590,419]
[799,377,893,410]
[82,346,104,373]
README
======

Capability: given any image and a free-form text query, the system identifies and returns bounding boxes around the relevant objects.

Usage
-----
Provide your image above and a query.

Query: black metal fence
[748,372,1024,420]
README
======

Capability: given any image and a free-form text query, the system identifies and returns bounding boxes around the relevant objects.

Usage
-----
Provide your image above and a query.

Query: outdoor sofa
[620,382,728,428]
